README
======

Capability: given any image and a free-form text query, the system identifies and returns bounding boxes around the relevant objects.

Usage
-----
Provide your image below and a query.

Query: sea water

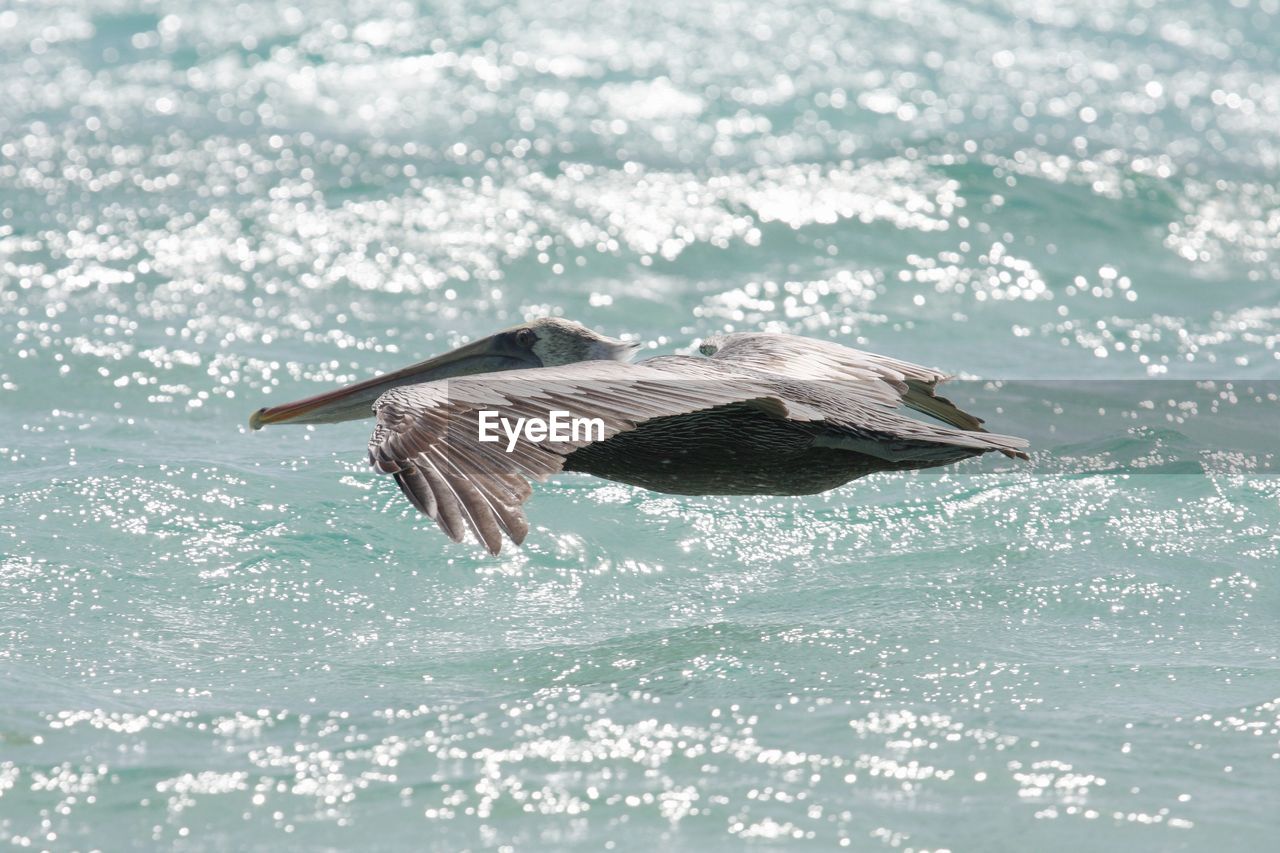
[2,0,1279,849]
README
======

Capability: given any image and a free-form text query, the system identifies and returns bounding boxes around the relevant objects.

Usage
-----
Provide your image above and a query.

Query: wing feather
[368,360,798,554]
[705,332,1028,458]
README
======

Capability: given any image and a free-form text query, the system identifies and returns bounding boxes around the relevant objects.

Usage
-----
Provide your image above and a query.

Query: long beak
[248,333,537,430]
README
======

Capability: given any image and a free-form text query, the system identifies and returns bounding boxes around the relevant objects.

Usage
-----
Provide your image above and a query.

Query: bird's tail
[898,379,1029,460]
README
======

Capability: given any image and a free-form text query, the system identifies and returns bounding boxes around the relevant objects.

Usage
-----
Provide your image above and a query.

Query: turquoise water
[3,0,1280,848]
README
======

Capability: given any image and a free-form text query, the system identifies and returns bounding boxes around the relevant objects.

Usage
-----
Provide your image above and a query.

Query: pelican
[250,318,1028,554]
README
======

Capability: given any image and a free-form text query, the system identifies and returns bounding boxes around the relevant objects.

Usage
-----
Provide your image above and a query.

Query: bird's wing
[705,332,966,417]
[367,360,814,555]
[704,333,1029,458]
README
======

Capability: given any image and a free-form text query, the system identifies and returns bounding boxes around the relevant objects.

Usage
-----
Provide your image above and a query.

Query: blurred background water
[2,0,1280,849]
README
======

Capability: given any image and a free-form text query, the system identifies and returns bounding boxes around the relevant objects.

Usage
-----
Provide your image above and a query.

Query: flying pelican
[250,318,1028,554]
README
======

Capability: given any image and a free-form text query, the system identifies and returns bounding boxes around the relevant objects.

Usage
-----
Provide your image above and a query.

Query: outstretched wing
[706,333,1005,435]
[367,360,816,555]
[704,332,1029,458]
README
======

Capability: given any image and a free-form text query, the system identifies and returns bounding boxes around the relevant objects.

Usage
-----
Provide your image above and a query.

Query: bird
[249,317,1029,554]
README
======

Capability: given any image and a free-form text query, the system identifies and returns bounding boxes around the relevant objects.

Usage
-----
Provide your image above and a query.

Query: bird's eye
[699,342,717,356]
[515,328,537,348]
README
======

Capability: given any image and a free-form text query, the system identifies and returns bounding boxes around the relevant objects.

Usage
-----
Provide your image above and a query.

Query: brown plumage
[364,334,1028,554]
[250,319,1029,555]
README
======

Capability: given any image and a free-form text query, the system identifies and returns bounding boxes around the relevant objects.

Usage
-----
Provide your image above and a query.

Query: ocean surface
[2,0,1279,849]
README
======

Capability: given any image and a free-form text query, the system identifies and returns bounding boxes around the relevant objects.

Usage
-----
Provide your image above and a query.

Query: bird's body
[562,400,877,496]
[251,318,1028,554]
[560,357,985,496]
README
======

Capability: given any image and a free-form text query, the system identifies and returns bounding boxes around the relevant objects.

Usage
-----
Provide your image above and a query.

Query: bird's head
[518,316,640,367]
[249,317,638,429]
